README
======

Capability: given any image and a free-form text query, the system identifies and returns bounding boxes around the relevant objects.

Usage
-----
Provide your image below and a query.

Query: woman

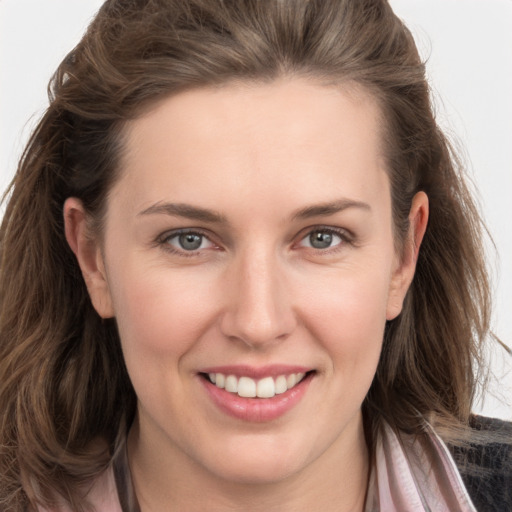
[0,1,510,510]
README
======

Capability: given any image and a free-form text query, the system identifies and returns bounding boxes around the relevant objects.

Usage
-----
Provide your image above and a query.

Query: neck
[127,413,369,512]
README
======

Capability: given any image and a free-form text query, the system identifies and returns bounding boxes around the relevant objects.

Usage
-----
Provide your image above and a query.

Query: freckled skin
[65,79,428,511]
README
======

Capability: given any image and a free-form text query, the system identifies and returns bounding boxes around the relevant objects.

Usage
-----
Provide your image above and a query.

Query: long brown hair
[0,0,499,509]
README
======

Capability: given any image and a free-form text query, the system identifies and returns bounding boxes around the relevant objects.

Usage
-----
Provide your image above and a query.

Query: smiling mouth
[201,371,312,399]
[199,368,315,422]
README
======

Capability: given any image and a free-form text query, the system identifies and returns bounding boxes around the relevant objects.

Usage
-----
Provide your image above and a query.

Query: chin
[211,461,300,486]
[200,440,307,486]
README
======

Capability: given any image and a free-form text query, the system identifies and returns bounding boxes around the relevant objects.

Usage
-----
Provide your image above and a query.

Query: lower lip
[200,373,313,423]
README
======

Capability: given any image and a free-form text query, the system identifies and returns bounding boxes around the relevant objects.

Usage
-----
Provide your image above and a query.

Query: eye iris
[310,231,333,249]
[179,233,202,250]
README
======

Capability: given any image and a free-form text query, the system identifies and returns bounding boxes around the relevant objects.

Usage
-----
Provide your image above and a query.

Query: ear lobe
[386,191,429,320]
[63,198,114,318]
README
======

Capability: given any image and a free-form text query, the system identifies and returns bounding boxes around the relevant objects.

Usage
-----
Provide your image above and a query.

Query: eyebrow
[292,198,371,220]
[138,202,227,224]
[138,198,371,223]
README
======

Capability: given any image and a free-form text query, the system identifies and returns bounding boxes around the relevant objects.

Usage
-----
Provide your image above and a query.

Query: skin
[65,79,428,511]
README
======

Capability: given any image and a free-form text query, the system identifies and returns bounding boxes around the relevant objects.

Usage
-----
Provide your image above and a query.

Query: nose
[220,249,297,349]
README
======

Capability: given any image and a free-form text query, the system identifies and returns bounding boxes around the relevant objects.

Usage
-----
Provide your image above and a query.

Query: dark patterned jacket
[453,416,512,512]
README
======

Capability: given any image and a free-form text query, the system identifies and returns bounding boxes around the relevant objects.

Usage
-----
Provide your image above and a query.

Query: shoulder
[453,415,512,512]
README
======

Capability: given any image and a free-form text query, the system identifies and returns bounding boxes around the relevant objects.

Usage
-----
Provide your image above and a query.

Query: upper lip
[198,365,312,379]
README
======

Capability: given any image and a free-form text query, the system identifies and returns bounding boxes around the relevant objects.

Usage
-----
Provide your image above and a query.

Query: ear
[63,198,114,318]
[386,191,429,320]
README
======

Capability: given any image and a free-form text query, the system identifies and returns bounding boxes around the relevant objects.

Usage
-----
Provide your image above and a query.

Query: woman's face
[68,79,426,486]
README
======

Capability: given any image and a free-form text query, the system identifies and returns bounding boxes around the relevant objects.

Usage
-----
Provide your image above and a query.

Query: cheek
[107,263,224,423]
[109,262,220,360]
[288,265,391,440]
[295,263,392,365]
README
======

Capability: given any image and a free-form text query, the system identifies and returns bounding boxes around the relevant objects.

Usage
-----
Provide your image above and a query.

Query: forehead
[125,78,384,153]
[113,79,388,216]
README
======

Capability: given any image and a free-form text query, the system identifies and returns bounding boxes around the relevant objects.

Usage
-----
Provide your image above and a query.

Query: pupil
[310,231,332,249]
[179,233,202,250]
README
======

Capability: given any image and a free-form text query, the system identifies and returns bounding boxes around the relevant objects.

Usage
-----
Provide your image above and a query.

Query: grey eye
[299,229,343,250]
[178,233,204,250]
[163,230,214,253]
[309,231,334,249]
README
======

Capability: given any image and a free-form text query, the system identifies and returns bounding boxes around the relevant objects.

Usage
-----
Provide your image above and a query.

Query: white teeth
[286,374,297,388]
[207,372,307,398]
[215,373,225,388]
[257,376,275,398]
[225,375,238,393]
[238,376,257,398]
[274,375,288,394]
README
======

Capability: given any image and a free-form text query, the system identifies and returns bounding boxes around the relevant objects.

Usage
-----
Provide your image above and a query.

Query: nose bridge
[221,243,295,347]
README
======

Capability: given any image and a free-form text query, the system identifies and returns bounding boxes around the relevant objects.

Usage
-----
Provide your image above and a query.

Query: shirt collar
[365,421,477,512]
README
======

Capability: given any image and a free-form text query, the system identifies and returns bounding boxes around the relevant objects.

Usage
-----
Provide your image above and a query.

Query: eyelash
[156,226,353,257]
